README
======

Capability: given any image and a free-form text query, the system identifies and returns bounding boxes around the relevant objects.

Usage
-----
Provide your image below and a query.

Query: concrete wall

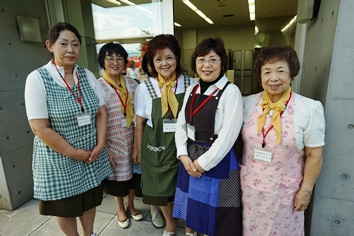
[309,0,354,235]
[0,0,97,210]
[0,0,50,210]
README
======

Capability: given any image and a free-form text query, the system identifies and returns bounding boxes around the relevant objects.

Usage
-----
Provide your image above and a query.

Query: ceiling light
[281,15,297,32]
[174,22,182,27]
[248,0,255,21]
[120,0,135,6]
[254,26,258,35]
[107,0,121,6]
[182,0,214,24]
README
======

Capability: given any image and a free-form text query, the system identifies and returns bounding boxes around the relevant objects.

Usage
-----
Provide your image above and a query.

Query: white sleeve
[24,70,49,120]
[134,82,148,119]
[175,84,195,158]
[197,85,244,171]
[303,100,326,147]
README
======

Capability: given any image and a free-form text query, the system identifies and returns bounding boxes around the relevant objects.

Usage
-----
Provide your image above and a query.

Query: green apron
[141,76,190,198]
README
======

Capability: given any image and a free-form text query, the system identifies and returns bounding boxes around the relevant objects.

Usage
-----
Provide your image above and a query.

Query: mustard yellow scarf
[158,73,179,118]
[257,87,292,144]
[103,72,134,127]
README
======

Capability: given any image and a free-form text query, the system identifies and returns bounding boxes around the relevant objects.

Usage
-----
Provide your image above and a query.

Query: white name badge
[121,118,127,128]
[254,149,272,162]
[187,123,196,141]
[163,119,177,133]
[77,113,91,127]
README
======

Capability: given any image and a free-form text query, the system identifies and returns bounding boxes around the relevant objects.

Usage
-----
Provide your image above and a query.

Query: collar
[198,74,229,94]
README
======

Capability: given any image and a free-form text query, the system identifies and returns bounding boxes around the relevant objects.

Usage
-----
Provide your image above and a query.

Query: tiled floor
[0,194,189,236]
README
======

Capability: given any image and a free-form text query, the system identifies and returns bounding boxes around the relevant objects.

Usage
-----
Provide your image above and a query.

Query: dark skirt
[142,194,174,206]
[173,148,242,236]
[39,182,104,217]
[133,173,143,198]
[103,178,134,197]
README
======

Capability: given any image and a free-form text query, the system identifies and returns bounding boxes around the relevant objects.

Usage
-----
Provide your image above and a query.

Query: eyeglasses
[196,58,221,65]
[105,56,124,64]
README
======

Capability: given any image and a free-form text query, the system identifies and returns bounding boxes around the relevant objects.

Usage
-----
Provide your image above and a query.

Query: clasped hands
[180,155,204,178]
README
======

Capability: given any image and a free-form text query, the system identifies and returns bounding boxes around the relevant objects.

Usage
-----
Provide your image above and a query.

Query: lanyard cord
[107,81,129,117]
[189,84,219,124]
[53,60,84,113]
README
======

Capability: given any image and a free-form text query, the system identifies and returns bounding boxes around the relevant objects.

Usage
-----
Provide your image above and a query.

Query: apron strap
[144,78,158,99]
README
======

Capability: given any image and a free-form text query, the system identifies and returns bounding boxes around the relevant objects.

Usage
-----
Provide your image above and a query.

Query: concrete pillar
[64,0,99,76]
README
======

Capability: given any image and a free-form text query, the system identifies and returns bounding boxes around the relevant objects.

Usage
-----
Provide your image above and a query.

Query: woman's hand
[106,147,116,169]
[294,188,311,211]
[132,148,141,165]
[180,155,202,178]
[193,159,205,174]
[133,115,146,165]
[71,148,92,162]
[293,146,323,211]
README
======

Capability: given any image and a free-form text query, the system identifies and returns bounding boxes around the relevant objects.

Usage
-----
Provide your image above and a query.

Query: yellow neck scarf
[257,87,292,144]
[158,73,178,118]
[103,72,134,127]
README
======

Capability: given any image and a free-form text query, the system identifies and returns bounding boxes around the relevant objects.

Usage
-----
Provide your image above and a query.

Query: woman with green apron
[133,34,193,236]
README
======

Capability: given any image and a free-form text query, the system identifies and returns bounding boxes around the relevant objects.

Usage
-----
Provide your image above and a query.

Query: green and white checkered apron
[32,66,111,201]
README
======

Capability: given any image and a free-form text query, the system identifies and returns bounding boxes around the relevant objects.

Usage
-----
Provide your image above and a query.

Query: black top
[199,73,223,94]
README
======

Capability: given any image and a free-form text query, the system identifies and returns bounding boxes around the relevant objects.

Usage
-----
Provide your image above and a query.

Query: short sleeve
[242,93,259,125]
[134,82,148,119]
[303,100,325,148]
[24,70,49,120]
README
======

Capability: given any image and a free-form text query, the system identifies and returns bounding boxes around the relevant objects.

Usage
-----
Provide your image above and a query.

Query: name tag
[254,149,272,162]
[77,113,91,127]
[163,119,177,132]
[187,123,196,141]
[121,118,127,128]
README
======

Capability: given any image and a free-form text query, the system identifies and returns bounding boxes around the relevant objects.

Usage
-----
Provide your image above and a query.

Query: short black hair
[97,42,129,69]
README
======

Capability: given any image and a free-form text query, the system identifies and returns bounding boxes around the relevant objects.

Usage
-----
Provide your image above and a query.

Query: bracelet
[301,187,312,195]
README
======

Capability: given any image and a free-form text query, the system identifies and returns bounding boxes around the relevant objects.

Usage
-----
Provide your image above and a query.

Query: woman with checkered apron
[96,42,144,229]
[24,22,111,236]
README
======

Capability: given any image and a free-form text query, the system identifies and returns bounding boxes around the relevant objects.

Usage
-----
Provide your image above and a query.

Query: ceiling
[92,0,298,32]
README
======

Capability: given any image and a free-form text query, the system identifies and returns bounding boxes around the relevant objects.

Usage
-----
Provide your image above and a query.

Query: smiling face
[261,60,292,102]
[196,50,222,83]
[104,53,125,79]
[152,48,177,80]
[46,30,80,70]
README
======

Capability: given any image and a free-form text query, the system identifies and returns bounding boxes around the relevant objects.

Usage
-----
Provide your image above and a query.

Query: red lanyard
[53,60,84,113]
[189,84,219,123]
[107,81,128,117]
[261,91,292,148]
